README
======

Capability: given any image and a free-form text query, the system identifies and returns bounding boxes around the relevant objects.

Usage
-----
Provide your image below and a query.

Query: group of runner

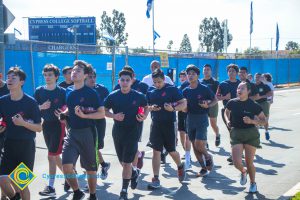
[0,60,274,200]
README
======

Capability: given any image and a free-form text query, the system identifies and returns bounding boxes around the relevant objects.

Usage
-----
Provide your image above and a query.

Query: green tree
[167,40,173,50]
[99,9,128,47]
[131,47,149,53]
[179,34,192,53]
[244,47,262,54]
[285,41,299,51]
[198,17,233,52]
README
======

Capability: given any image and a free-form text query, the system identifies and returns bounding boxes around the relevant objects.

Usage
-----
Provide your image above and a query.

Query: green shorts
[230,127,261,148]
[259,101,270,117]
[208,103,219,118]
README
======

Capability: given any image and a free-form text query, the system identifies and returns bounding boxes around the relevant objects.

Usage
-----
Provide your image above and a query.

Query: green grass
[292,192,300,200]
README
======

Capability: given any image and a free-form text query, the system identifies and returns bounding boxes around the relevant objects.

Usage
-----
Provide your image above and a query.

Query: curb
[278,182,300,200]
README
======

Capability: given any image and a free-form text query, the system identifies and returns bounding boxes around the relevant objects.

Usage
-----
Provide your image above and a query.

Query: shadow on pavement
[268,126,292,132]
[245,191,274,200]
[201,167,245,195]
[209,147,231,157]
[261,140,293,149]
[256,167,278,175]
[255,155,285,168]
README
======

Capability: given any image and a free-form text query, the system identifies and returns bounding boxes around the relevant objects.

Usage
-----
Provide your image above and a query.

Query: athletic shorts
[112,124,139,163]
[230,127,261,148]
[62,127,98,171]
[208,103,219,118]
[177,111,187,132]
[186,113,209,141]
[43,120,65,156]
[259,101,270,118]
[95,119,106,149]
[0,139,35,175]
[149,121,177,153]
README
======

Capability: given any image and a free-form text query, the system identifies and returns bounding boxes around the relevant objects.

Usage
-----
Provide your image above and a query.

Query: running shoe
[227,155,233,163]
[240,171,247,186]
[119,191,128,200]
[197,168,209,177]
[178,163,186,182]
[72,190,85,200]
[100,162,111,180]
[249,182,258,193]
[215,135,221,147]
[147,177,161,190]
[131,169,140,190]
[87,194,97,200]
[64,180,71,192]
[39,186,56,197]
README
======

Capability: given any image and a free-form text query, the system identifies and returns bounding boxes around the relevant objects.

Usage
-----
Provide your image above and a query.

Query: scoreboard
[28,17,96,45]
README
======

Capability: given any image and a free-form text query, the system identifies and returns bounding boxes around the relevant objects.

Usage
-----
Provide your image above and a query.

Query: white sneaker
[240,171,247,186]
[249,182,257,193]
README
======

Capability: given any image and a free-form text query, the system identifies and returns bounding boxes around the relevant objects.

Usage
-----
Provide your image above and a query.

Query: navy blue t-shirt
[58,81,73,89]
[34,86,66,121]
[200,78,219,94]
[219,79,241,106]
[0,93,41,140]
[104,89,147,126]
[114,80,149,95]
[66,85,103,129]
[94,84,109,102]
[256,82,271,103]
[0,83,9,97]
[183,83,215,115]
[147,84,184,122]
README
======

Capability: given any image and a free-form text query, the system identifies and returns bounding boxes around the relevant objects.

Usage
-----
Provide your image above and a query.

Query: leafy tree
[99,9,128,48]
[167,40,173,50]
[131,47,149,53]
[244,47,263,54]
[198,17,233,52]
[285,41,299,51]
[179,34,192,53]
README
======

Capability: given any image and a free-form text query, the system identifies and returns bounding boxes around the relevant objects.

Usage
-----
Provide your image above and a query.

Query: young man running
[104,70,148,200]
[238,67,259,100]
[200,64,221,147]
[255,73,272,140]
[85,68,110,180]
[0,67,42,200]
[217,64,241,163]
[147,69,186,189]
[177,70,192,170]
[35,64,66,197]
[61,60,105,200]
[183,65,217,177]
[59,66,73,89]
[114,66,149,170]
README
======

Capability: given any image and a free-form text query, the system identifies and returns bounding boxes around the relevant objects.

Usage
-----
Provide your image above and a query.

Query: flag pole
[152,0,155,57]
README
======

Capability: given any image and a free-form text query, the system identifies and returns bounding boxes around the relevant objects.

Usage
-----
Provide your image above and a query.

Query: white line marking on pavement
[278,182,300,200]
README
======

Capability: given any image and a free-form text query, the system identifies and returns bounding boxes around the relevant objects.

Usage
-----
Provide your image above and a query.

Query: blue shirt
[200,78,219,94]
[183,83,215,115]
[219,80,241,106]
[0,83,9,97]
[147,84,184,122]
[114,80,149,95]
[0,93,41,140]
[34,86,66,121]
[104,89,147,126]
[66,85,103,129]
[94,84,109,102]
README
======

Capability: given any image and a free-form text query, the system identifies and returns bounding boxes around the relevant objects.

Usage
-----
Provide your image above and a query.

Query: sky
[3,0,300,53]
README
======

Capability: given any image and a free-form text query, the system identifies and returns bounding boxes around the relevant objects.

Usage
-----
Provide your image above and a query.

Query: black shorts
[177,111,187,132]
[0,139,35,175]
[43,120,65,156]
[150,121,177,153]
[95,119,106,149]
[112,124,139,163]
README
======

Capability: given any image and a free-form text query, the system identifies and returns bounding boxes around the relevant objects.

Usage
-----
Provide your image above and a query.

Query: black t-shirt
[34,86,66,121]
[58,81,74,89]
[219,79,241,106]
[200,78,219,94]
[104,89,147,126]
[226,98,262,129]
[114,80,149,95]
[0,83,9,97]
[256,82,271,103]
[246,80,259,98]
